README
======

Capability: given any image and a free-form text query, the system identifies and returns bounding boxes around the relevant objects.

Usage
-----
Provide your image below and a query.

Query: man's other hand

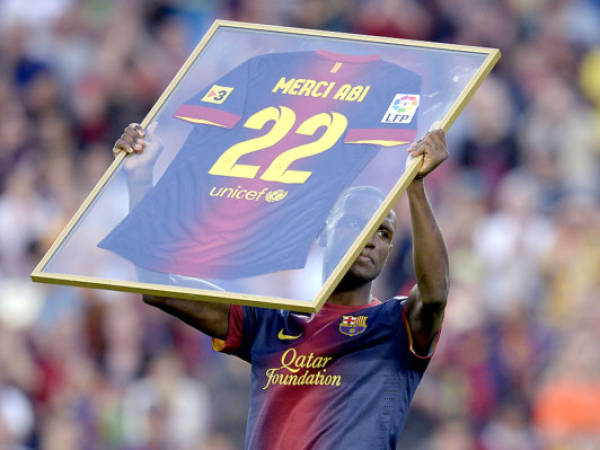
[407,129,448,179]
[113,121,162,180]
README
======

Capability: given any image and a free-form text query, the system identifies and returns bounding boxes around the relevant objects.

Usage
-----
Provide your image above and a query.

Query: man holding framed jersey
[113,120,449,450]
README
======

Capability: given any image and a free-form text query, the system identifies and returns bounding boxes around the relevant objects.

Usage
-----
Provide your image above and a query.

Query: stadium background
[0,0,598,448]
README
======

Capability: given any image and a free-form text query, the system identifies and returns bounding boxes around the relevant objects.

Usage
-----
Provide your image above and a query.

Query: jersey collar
[319,297,382,314]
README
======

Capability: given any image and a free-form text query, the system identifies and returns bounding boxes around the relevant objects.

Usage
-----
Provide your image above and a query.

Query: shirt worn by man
[214,297,439,450]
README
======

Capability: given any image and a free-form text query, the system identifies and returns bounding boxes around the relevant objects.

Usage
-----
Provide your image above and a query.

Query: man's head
[320,186,397,289]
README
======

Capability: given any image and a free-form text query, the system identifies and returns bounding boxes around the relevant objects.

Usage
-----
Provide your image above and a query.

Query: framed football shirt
[32,20,500,312]
[99,51,421,279]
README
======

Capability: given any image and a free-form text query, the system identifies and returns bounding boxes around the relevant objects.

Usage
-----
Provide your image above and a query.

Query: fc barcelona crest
[339,315,368,336]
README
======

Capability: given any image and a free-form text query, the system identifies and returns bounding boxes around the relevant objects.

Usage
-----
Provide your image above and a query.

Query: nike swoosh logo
[278,328,303,340]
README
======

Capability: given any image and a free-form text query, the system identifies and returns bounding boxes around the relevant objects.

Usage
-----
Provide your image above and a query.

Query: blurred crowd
[0,0,599,449]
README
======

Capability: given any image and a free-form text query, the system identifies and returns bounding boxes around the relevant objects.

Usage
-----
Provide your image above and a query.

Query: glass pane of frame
[32,20,500,312]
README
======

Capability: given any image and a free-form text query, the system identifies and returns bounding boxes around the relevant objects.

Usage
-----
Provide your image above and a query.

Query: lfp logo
[381,93,420,124]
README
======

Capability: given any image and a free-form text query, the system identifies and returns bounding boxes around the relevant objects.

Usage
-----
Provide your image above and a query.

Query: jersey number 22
[208,106,347,184]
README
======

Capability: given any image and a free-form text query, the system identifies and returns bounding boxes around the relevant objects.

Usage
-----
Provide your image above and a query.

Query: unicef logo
[265,189,288,203]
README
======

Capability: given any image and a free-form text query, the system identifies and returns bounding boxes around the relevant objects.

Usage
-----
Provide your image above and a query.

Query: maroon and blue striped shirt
[214,297,439,449]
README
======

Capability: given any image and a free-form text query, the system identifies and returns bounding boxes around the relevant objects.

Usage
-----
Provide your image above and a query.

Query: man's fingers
[132,123,145,137]
[408,129,447,160]
[422,131,447,156]
[406,129,448,179]
[114,138,133,155]
[407,138,423,153]
[429,130,446,148]
[422,132,439,147]
[123,132,137,146]
[125,123,145,140]
[123,135,142,152]
[429,129,447,147]
[123,126,148,153]
[413,137,433,152]
[115,132,146,154]
[408,146,425,158]
[124,127,144,142]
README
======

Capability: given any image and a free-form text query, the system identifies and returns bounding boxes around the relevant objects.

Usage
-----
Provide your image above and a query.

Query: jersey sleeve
[384,297,441,362]
[212,304,261,363]
[212,305,250,361]
[173,58,252,129]
[401,305,442,360]
[343,64,421,147]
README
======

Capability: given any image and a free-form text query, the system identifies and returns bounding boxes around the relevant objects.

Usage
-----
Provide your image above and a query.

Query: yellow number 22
[208,106,348,184]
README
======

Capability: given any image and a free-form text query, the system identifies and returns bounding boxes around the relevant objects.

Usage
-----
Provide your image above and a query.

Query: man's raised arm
[404,130,450,356]
[114,123,231,340]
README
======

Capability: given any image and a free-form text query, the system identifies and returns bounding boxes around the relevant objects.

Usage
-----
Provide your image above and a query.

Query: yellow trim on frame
[30,272,315,312]
[31,19,500,313]
[214,19,498,54]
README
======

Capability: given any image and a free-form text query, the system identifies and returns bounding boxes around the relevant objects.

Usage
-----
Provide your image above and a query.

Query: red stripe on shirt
[174,104,241,128]
[212,304,243,352]
[344,128,417,145]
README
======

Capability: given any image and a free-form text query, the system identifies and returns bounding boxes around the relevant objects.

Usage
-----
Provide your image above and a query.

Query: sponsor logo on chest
[263,348,340,390]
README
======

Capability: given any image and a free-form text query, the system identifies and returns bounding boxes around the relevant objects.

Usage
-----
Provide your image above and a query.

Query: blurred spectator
[0,385,35,448]
[457,75,519,196]
[480,400,538,450]
[426,419,477,450]
[540,191,600,328]
[473,171,555,316]
[0,161,60,276]
[121,350,211,449]
[532,294,600,448]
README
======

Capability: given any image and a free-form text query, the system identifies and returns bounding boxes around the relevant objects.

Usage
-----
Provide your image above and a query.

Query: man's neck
[326,282,372,306]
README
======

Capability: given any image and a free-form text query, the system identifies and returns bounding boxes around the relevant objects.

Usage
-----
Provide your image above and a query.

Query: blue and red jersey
[99,50,421,278]
[214,297,439,449]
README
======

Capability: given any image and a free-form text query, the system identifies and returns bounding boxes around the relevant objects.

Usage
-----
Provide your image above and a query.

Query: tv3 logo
[202,85,234,104]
